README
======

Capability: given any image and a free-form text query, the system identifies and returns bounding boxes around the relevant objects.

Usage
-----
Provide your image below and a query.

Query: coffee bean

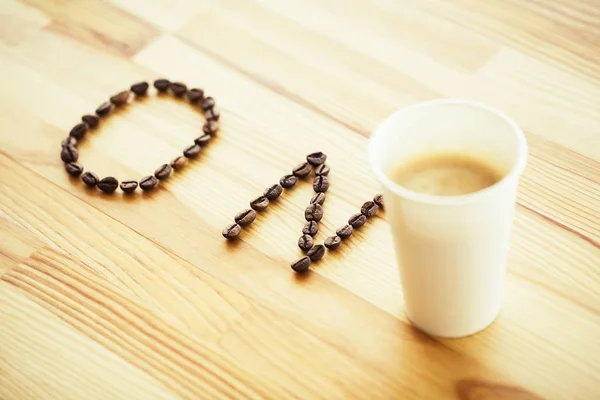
[154,79,170,92]
[130,81,149,96]
[120,180,138,193]
[170,156,188,170]
[205,107,220,121]
[81,171,99,187]
[69,123,88,140]
[110,90,130,106]
[222,223,242,239]
[202,120,219,135]
[279,174,298,189]
[307,244,325,262]
[235,209,257,226]
[348,213,367,229]
[96,102,113,117]
[292,162,312,178]
[170,82,187,97]
[306,151,327,166]
[60,145,78,163]
[304,204,323,222]
[154,164,172,180]
[61,137,77,147]
[315,164,330,176]
[310,192,326,206]
[201,97,215,111]
[65,162,83,177]
[313,175,329,193]
[140,175,158,191]
[82,114,99,128]
[336,224,353,239]
[291,256,311,273]
[250,195,269,211]
[361,201,377,218]
[302,221,318,236]
[183,144,201,158]
[264,184,283,201]
[324,235,342,250]
[98,177,119,193]
[373,194,384,210]
[187,88,204,102]
[298,234,314,252]
[194,134,212,146]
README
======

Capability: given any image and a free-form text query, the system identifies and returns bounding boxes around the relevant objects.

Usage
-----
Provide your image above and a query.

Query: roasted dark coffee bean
[298,234,314,252]
[361,201,377,218]
[120,180,138,193]
[98,177,119,193]
[205,107,220,121]
[154,164,172,180]
[61,136,77,147]
[65,162,83,177]
[194,134,212,146]
[314,164,330,176]
[304,204,323,222]
[60,145,78,163]
[307,244,325,262]
[202,120,219,135]
[279,174,298,189]
[170,82,187,97]
[324,235,342,250]
[336,224,353,239]
[69,123,88,140]
[140,175,158,191]
[348,213,367,229]
[183,144,201,158]
[302,221,318,236]
[82,114,99,128]
[310,192,326,206]
[235,209,257,226]
[170,156,188,170]
[187,88,204,102]
[291,256,311,273]
[292,162,312,178]
[222,223,242,239]
[154,79,170,92]
[96,102,113,117]
[250,195,269,211]
[110,90,130,106]
[373,194,384,210]
[306,151,327,166]
[130,81,149,96]
[201,96,215,111]
[264,184,283,201]
[313,176,329,193]
[81,171,99,187]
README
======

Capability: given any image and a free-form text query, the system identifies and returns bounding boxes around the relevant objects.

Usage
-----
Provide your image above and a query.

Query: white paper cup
[369,99,528,338]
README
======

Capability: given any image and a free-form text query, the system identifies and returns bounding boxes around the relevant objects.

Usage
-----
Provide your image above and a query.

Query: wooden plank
[109,0,211,32]
[20,0,160,57]
[0,282,178,400]
[177,0,600,161]
[1,248,291,400]
[0,0,49,46]
[0,214,44,277]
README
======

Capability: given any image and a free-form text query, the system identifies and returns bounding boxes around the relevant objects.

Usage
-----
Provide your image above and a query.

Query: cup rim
[368,98,528,206]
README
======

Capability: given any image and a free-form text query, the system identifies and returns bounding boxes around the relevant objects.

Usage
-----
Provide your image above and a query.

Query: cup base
[406,309,500,339]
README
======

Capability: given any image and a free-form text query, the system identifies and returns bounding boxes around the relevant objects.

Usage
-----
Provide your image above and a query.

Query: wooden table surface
[1,0,599,399]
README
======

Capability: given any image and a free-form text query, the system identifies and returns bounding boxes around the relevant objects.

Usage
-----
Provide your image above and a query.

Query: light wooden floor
[1,0,599,399]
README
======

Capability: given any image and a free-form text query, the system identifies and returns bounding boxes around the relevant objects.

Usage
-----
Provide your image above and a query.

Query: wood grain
[1,0,599,399]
